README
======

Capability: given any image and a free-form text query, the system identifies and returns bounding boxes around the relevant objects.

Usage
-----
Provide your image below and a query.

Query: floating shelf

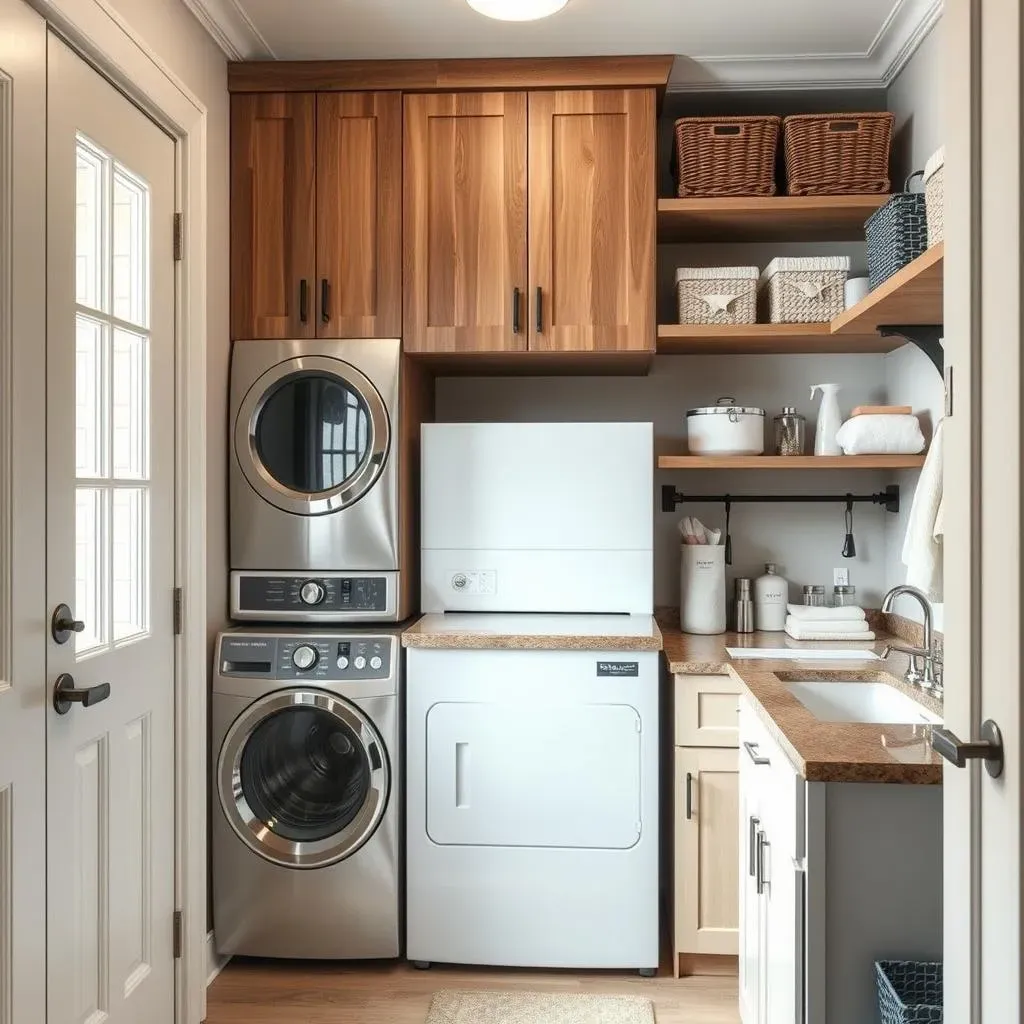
[832,243,944,335]
[658,455,927,471]
[657,194,888,244]
[657,322,898,356]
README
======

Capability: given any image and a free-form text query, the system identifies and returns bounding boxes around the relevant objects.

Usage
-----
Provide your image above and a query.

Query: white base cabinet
[739,697,942,1024]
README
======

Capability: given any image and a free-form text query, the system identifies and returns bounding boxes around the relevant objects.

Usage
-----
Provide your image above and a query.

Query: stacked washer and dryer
[212,338,410,959]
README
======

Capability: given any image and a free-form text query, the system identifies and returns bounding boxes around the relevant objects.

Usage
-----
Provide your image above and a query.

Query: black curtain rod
[661,483,901,514]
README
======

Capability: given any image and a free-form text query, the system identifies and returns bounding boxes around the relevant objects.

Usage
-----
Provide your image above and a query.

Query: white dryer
[406,640,659,971]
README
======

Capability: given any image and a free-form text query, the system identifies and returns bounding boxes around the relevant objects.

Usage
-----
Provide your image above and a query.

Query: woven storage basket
[758,256,849,323]
[676,267,759,325]
[924,147,945,246]
[875,961,943,1024]
[673,116,780,197]
[783,112,894,195]
[866,173,928,289]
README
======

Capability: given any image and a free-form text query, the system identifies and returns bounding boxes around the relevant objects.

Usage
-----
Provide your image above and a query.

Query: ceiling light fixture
[466,0,569,21]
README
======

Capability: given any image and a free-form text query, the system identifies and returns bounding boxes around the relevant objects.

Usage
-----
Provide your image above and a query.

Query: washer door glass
[235,356,391,517]
[220,690,389,868]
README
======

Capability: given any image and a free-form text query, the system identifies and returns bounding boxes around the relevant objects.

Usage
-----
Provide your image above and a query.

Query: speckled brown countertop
[402,612,664,652]
[657,609,944,785]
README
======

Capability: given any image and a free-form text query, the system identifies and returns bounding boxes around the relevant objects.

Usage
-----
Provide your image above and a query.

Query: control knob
[370,655,383,670]
[354,655,367,670]
[336,655,350,670]
[299,580,326,606]
[292,645,319,671]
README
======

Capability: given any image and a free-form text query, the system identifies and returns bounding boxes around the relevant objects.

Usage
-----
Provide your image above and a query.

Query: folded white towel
[902,419,944,602]
[785,616,872,635]
[786,604,866,621]
[835,414,925,456]
[785,621,876,642]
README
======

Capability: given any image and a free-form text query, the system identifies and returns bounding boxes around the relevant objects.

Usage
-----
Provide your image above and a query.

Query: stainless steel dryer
[212,627,402,959]
[229,338,404,621]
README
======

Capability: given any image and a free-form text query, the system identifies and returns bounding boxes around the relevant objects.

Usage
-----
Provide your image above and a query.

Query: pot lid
[687,396,764,417]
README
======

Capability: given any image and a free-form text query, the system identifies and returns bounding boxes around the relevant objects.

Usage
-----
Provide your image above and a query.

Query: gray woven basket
[875,961,943,1024]
[866,173,928,289]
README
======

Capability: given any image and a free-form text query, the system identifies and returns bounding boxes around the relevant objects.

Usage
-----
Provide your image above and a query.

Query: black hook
[724,497,733,566]
[842,496,857,558]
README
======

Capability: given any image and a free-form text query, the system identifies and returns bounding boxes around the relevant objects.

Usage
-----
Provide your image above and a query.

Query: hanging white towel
[786,604,866,622]
[785,621,876,642]
[902,419,944,602]
[785,616,873,635]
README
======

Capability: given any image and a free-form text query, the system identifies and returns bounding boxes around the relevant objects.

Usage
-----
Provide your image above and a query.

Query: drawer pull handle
[756,831,769,894]
[685,771,694,819]
[748,815,760,877]
[743,740,771,765]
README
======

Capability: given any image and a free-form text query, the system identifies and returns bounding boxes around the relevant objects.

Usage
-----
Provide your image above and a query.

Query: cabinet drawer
[675,673,742,747]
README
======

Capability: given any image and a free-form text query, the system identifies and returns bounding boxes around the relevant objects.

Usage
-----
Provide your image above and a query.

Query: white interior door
[943,0,1022,1021]
[46,34,177,1024]
[0,2,47,1022]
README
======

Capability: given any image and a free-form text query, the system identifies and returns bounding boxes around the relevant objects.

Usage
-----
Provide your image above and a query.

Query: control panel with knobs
[292,644,319,671]
[299,580,326,606]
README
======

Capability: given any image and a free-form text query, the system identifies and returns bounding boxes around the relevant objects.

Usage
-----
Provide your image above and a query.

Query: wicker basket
[924,147,945,246]
[673,116,780,197]
[866,173,928,289]
[676,267,759,325]
[783,112,894,195]
[758,257,849,323]
[875,961,943,1024]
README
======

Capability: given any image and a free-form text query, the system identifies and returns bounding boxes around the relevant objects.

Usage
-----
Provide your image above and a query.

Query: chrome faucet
[880,585,943,697]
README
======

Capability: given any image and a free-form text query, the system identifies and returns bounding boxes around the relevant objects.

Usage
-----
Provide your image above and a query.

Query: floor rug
[425,989,655,1024]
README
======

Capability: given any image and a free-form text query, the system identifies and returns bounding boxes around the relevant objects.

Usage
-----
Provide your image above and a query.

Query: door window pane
[75,488,108,654]
[112,488,148,642]
[76,316,107,478]
[112,168,149,328]
[112,328,149,480]
[76,141,106,312]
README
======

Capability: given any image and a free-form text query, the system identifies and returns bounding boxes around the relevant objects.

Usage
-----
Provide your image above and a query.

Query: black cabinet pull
[320,279,331,324]
[512,287,521,334]
[299,279,309,323]
[685,772,694,819]
[535,286,543,334]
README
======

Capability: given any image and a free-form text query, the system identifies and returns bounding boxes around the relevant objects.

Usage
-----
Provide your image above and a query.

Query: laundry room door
[46,34,177,1024]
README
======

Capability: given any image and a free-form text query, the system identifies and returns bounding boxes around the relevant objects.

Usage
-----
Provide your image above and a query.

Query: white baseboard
[206,931,230,986]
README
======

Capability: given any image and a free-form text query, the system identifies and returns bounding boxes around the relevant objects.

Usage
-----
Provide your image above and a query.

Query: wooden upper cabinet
[316,92,402,338]
[403,92,528,353]
[528,89,655,352]
[231,93,316,339]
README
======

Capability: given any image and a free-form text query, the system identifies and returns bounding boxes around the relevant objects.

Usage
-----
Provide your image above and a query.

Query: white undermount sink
[787,680,942,725]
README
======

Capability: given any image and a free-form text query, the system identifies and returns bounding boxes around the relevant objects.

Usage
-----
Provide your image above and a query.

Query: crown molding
[668,0,943,93]
[179,0,273,60]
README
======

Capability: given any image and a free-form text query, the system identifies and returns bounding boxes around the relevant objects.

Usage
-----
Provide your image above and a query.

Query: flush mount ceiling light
[466,0,569,21]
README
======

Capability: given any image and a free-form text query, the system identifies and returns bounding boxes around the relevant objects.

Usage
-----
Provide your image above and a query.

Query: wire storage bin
[875,961,943,1023]
[676,266,759,325]
[923,147,945,246]
[673,115,780,197]
[783,112,894,195]
[758,256,850,323]
[865,173,928,289]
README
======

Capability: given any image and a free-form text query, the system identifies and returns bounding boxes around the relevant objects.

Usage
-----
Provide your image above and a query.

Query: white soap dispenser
[810,383,843,456]
[754,563,788,632]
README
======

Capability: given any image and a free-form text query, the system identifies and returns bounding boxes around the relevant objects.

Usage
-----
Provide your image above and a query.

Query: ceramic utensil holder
[680,544,726,635]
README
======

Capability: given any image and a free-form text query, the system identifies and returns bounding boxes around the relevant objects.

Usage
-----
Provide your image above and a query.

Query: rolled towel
[786,604,866,622]
[835,414,925,456]
[785,621,876,642]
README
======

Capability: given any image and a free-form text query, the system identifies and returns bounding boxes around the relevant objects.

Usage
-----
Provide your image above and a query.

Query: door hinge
[173,910,183,959]
[173,212,183,262]
[944,364,954,418]
[173,587,183,635]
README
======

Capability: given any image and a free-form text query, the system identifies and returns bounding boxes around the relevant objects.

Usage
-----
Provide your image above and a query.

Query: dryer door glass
[240,705,371,843]
[255,373,370,494]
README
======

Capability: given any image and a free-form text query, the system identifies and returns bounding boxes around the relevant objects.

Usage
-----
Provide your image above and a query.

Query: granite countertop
[657,609,944,785]
[402,612,664,652]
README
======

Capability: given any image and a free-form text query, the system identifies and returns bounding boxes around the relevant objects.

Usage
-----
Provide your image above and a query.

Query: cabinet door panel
[674,672,742,747]
[316,92,402,337]
[674,746,740,959]
[231,93,315,339]
[528,89,655,352]
[404,92,527,353]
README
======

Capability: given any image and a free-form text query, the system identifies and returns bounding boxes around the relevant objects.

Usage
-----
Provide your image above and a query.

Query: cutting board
[851,405,912,417]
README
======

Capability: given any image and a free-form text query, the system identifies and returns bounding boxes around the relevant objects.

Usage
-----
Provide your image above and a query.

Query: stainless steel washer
[229,338,403,621]
[212,628,402,959]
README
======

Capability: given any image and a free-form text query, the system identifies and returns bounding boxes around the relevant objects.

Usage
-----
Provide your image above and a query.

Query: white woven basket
[758,256,850,323]
[676,266,759,325]
[923,146,944,247]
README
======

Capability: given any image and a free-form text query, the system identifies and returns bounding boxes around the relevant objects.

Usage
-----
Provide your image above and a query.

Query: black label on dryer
[597,661,639,677]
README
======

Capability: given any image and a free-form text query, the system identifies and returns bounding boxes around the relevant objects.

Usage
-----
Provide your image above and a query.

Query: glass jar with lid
[833,585,857,607]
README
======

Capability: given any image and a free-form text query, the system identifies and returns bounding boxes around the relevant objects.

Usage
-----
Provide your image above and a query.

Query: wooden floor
[206,957,741,1023]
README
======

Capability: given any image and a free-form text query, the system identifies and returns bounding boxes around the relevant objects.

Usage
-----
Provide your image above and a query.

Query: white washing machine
[405,641,660,972]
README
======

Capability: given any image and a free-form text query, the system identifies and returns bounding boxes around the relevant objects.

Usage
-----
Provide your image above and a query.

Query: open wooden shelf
[658,455,927,470]
[657,194,888,244]
[832,243,944,334]
[657,322,899,356]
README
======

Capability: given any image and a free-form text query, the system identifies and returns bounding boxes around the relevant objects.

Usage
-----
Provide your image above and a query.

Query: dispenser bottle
[810,383,843,456]
[754,563,788,632]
